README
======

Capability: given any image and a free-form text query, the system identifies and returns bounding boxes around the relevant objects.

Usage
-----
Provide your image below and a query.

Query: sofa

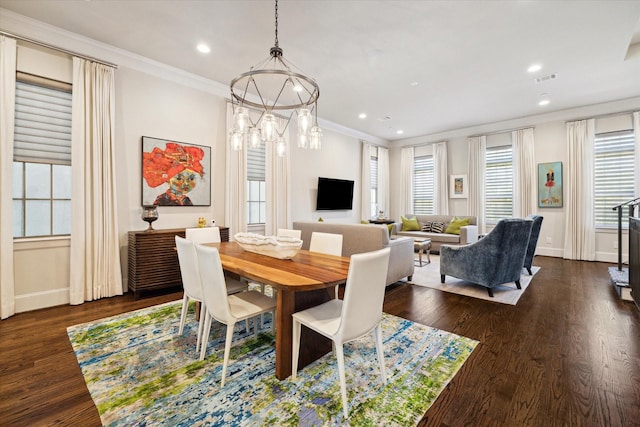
[391,214,478,252]
[293,221,415,285]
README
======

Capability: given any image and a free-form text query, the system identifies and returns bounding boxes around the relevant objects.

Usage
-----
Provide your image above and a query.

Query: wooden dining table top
[205,241,351,291]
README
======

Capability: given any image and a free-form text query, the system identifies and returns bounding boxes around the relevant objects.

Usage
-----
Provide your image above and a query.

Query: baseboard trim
[15,288,70,313]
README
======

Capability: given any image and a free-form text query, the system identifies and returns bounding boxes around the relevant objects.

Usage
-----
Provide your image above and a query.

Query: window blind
[594,130,635,228]
[14,81,72,165]
[413,155,434,214]
[247,143,265,181]
[485,145,513,222]
[370,155,378,217]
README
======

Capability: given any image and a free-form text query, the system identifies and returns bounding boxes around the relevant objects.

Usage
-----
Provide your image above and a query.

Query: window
[413,155,434,214]
[594,129,636,228]
[246,143,266,224]
[13,79,72,238]
[370,155,378,217]
[485,145,513,223]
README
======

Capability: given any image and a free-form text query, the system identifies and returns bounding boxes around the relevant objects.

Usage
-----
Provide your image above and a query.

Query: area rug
[67,300,478,426]
[409,254,540,305]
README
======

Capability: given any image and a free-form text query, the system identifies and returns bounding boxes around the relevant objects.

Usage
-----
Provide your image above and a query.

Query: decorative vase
[141,205,158,231]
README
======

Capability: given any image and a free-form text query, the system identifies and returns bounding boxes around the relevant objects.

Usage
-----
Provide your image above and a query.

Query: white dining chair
[277,228,302,240]
[291,247,390,418]
[185,226,221,244]
[309,231,343,298]
[195,244,277,386]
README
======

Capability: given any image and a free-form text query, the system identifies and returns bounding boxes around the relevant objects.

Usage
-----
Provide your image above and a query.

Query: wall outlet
[545,236,552,245]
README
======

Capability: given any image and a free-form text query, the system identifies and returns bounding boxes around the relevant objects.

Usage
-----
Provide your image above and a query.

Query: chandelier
[228,0,322,156]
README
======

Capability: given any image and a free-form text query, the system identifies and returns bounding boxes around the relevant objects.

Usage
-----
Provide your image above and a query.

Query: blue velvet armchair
[440,218,534,297]
[523,215,543,275]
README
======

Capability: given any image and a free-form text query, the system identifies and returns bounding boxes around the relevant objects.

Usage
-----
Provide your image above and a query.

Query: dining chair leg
[374,325,387,383]
[221,323,235,387]
[335,343,349,418]
[199,311,212,361]
[178,295,190,335]
[291,319,301,379]
[195,302,206,352]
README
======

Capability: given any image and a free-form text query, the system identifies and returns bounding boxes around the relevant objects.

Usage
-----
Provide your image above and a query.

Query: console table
[127,227,229,299]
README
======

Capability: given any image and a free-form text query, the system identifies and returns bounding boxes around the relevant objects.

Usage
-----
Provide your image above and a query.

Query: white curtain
[563,119,596,260]
[360,142,372,220]
[69,57,123,304]
[377,146,390,217]
[399,147,414,215]
[265,115,290,235]
[634,112,640,198]
[467,135,486,235]
[225,102,247,239]
[433,141,449,215]
[512,128,536,217]
[0,36,16,319]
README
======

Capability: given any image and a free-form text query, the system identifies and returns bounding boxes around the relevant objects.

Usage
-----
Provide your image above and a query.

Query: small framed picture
[450,174,468,199]
[538,161,563,208]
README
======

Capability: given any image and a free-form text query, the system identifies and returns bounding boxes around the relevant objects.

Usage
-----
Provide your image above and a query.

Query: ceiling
[1,0,640,142]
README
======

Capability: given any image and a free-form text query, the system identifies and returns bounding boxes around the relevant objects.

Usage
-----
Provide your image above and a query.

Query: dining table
[205,241,350,380]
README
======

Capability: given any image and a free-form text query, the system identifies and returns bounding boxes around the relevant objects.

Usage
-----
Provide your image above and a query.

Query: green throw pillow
[445,216,471,235]
[401,215,420,231]
[388,224,393,235]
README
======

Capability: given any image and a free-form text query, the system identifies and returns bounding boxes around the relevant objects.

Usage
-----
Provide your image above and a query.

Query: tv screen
[316,177,354,210]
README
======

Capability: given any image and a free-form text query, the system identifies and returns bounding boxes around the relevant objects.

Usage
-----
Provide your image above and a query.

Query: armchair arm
[390,222,401,235]
[459,225,478,244]
[386,236,415,284]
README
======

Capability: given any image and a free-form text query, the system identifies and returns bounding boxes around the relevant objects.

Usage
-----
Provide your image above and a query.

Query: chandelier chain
[274,0,279,48]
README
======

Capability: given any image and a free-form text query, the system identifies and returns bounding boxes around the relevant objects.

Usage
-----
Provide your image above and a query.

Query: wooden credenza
[127,227,229,299]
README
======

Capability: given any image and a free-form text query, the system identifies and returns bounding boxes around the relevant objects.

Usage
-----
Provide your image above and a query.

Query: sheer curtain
[634,112,640,196]
[360,142,372,220]
[512,128,536,217]
[225,102,246,239]
[563,119,596,260]
[0,36,16,319]
[69,57,123,303]
[377,147,390,217]
[433,141,449,215]
[467,135,486,235]
[399,147,414,215]
[265,115,290,236]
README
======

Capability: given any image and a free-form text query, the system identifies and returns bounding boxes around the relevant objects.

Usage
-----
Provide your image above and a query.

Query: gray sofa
[391,214,478,252]
[293,221,415,285]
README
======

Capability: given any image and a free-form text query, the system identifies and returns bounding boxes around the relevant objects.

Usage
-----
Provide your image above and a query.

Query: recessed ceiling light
[527,64,542,73]
[538,99,550,106]
[197,43,210,54]
[396,130,404,135]
[292,84,303,92]
[409,81,419,87]
[358,113,367,119]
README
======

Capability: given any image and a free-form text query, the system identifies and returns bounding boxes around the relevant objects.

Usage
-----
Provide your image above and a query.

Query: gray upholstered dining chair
[439,218,533,297]
[523,215,543,275]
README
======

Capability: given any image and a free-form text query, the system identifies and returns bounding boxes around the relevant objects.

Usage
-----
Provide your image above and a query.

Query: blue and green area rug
[67,301,478,426]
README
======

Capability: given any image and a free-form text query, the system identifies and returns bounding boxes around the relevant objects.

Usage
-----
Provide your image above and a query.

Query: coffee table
[414,238,432,266]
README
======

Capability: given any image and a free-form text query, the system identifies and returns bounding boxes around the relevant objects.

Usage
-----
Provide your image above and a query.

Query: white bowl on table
[234,233,303,259]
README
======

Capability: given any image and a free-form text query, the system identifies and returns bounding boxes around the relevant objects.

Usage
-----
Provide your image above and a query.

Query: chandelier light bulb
[234,107,250,132]
[249,127,261,148]
[297,108,312,135]
[276,136,286,157]
[229,129,243,151]
[309,126,322,150]
[261,113,277,142]
[297,132,309,149]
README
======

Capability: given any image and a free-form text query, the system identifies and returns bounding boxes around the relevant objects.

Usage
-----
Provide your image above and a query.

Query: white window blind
[14,81,72,165]
[413,155,434,214]
[594,130,635,228]
[370,155,378,217]
[485,145,512,223]
[246,143,266,224]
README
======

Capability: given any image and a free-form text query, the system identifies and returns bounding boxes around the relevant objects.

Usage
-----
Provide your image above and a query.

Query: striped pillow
[421,221,433,232]
[431,221,446,233]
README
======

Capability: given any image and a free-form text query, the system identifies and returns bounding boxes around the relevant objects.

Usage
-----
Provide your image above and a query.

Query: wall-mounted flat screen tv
[316,177,354,210]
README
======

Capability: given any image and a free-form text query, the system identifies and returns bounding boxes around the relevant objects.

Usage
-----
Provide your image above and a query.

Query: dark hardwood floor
[1,256,639,426]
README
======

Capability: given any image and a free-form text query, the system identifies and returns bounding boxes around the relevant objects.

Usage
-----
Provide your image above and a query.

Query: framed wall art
[141,136,211,206]
[450,174,468,199]
[538,161,562,208]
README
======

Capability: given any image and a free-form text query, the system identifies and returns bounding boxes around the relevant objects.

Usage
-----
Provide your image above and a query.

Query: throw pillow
[445,216,471,235]
[388,224,393,235]
[431,221,446,233]
[421,221,433,232]
[400,215,421,231]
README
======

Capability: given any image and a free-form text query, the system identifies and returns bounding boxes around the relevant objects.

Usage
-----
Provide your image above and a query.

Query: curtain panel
[360,142,372,220]
[225,102,247,239]
[0,36,17,319]
[512,128,536,217]
[433,141,449,215]
[399,147,414,215]
[377,147,390,217]
[69,57,123,303]
[467,135,486,235]
[563,119,596,261]
[265,115,291,236]
[634,112,640,196]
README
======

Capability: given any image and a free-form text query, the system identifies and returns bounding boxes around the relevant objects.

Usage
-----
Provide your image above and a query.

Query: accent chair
[524,215,543,275]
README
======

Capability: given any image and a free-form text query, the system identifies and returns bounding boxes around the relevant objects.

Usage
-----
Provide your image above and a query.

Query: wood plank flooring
[1,256,639,426]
